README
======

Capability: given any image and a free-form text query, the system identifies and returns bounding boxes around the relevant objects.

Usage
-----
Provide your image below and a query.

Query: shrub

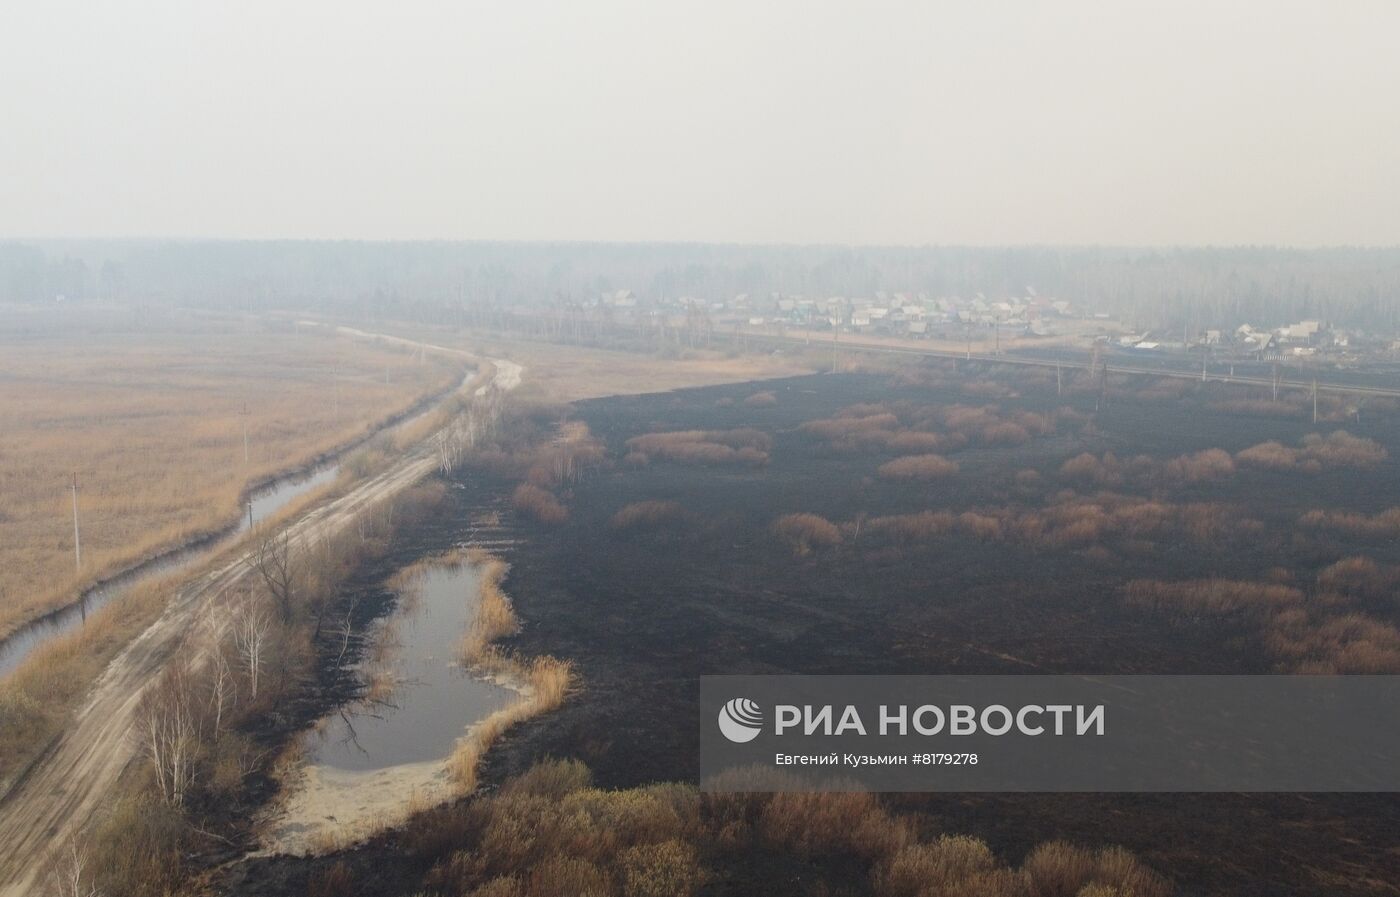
[772,513,842,554]
[512,483,568,524]
[1302,430,1387,467]
[760,790,880,856]
[1235,440,1302,471]
[1164,448,1236,483]
[743,390,778,407]
[1023,841,1097,897]
[625,429,771,466]
[1238,431,1387,472]
[801,414,900,440]
[619,840,702,897]
[1059,453,1123,487]
[1125,578,1304,616]
[876,837,998,897]
[877,454,959,481]
[610,500,685,530]
[1299,507,1400,538]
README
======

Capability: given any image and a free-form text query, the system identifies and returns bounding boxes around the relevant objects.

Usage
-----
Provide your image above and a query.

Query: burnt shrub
[771,513,843,555]
[512,483,568,524]
[610,500,686,530]
[877,454,959,481]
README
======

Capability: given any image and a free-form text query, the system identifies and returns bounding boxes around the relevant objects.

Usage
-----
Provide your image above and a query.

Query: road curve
[0,336,519,897]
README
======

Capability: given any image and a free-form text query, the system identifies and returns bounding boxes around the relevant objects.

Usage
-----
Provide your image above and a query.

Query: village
[590,286,1400,366]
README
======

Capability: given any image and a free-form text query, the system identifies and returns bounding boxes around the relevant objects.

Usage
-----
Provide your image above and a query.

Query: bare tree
[205,640,237,737]
[137,663,201,805]
[50,834,102,897]
[232,593,272,700]
[249,528,296,622]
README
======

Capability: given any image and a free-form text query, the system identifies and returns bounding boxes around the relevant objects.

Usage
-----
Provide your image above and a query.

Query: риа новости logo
[718,697,763,743]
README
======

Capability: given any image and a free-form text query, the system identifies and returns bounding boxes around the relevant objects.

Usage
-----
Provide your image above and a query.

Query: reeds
[449,552,573,794]
[624,429,771,467]
[0,324,461,639]
[771,513,843,555]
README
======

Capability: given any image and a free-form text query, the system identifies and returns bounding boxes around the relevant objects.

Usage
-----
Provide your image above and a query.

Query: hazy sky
[3,1,1398,245]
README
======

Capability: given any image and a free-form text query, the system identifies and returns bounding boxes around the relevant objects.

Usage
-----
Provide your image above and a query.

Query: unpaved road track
[0,333,517,897]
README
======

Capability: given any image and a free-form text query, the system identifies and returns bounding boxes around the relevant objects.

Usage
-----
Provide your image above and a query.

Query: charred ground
[469,366,1400,897]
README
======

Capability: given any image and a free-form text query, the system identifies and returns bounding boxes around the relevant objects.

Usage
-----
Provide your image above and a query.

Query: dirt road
[0,337,519,897]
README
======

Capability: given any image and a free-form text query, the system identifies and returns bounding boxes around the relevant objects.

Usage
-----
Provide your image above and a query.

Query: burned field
[463,363,1400,897]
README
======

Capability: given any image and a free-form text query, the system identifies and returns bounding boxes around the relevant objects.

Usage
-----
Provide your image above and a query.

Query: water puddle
[0,462,341,678]
[262,552,519,854]
[305,560,516,771]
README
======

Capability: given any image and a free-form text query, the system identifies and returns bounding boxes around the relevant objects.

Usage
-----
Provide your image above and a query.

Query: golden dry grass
[448,552,573,794]
[0,310,461,638]
[0,573,178,790]
[464,338,811,402]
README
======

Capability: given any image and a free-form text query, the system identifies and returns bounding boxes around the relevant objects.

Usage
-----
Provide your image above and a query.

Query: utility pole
[1272,364,1280,402]
[71,473,81,573]
[831,301,841,374]
[1201,351,1207,382]
[239,403,251,464]
[1056,360,1062,396]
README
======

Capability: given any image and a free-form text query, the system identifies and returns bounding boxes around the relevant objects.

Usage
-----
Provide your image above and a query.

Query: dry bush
[760,790,881,856]
[1059,453,1124,487]
[771,513,843,555]
[875,837,1000,897]
[619,840,702,897]
[878,454,959,481]
[86,794,189,897]
[1315,556,1397,598]
[408,760,1163,897]
[625,429,771,466]
[1237,431,1387,472]
[1124,579,1303,617]
[1022,841,1169,897]
[511,483,568,524]
[743,390,778,407]
[801,400,1055,456]
[1163,448,1236,483]
[1299,507,1400,539]
[499,757,594,800]
[1304,430,1387,466]
[1264,609,1400,673]
[610,500,686,530]
[862,493,1243,556]
[867,511,956,542]
[1234,440,1303,471]
[801,413,901,440]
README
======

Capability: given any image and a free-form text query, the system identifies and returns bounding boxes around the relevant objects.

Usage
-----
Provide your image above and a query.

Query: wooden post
[71,473,81,572]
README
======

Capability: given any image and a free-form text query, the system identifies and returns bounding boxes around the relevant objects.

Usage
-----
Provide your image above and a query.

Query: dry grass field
[462,336,813,401]
[0,306,462,639]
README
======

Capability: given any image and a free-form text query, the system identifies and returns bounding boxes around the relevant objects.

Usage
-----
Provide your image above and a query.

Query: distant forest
[4,240,1400,333]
